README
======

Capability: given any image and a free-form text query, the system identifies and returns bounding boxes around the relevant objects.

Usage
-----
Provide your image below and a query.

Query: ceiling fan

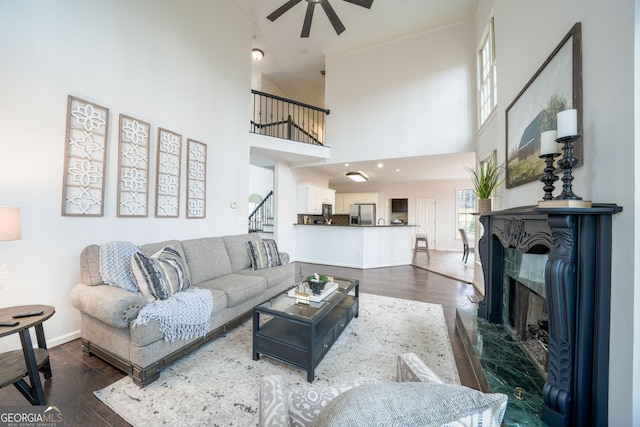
[267,0,374,38]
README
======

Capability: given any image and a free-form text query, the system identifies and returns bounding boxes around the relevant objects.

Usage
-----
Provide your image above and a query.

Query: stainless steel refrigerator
[349,204,376,226]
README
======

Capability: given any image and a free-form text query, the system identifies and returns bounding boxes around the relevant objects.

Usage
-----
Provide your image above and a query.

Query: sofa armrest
[397,353,445,383]
[70,282,149,328]
[259,375,289,427]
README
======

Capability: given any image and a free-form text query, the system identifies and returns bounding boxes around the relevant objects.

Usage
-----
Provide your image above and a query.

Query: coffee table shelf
[253,278,358,382]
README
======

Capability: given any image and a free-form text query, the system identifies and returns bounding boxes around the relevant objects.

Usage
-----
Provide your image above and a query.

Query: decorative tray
[287,282,339,302]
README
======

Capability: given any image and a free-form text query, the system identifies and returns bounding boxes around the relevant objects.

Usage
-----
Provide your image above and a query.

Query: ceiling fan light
[252,49,264,61]
[346,171,368,182]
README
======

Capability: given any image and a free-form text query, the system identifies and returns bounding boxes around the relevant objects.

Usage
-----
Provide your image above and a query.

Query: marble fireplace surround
[477,204,621,427]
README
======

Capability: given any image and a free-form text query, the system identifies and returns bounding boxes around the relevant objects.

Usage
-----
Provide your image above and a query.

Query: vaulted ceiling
[234,0,478,184]
[237,0,476,107]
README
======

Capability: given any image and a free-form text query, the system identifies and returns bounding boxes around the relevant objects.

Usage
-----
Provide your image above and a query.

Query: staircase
[248,190,274,239]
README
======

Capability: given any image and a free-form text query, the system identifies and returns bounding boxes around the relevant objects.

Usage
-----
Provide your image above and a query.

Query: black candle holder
[539,153,560,201]
[555,135,582,200]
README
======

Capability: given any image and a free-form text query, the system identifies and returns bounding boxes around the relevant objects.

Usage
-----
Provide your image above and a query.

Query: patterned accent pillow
[247,239,282,270]
[131,246,191,300]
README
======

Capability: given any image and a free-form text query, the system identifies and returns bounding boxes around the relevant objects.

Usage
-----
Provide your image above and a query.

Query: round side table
[0,305,55,405]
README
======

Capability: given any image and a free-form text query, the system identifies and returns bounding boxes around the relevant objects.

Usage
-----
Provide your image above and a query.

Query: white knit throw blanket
[134,288,213,342]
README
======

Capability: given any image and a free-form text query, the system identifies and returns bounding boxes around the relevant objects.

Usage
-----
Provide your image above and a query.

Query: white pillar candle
[540,130,558,155]
[557,109,578,137]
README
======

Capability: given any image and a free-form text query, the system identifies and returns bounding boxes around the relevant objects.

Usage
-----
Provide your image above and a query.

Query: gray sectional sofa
[70,233,295,387]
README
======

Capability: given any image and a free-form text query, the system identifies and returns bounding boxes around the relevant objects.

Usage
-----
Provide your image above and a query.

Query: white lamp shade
[0,207,21,241]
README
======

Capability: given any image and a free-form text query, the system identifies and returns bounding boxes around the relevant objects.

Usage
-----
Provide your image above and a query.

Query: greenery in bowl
[306,273,329,295]
[467,159,505,199]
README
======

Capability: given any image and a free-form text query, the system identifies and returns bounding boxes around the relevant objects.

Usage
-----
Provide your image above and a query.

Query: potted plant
[467,159,505,213]
[305,273,329,295]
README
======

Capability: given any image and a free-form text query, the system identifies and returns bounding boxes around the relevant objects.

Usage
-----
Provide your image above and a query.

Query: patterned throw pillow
[131,246,191,300]
[246,239,282,270]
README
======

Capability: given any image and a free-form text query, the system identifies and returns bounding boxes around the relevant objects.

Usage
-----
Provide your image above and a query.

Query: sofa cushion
[181,237,233,284]
[247,239,282,270]
[223,233,262,272]
[129,288,228,346]
[132,246,191,300]
[198,273,266,307]
[237,263,294,289]
[312,382,508,427]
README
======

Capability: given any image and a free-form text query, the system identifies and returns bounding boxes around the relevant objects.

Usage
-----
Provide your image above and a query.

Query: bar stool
[413,234,430,263]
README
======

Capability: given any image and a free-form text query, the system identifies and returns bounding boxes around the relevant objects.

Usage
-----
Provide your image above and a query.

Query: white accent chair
[259,353,507,427]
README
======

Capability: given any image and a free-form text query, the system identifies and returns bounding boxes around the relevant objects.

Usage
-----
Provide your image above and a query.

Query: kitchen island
[295,224,415,268]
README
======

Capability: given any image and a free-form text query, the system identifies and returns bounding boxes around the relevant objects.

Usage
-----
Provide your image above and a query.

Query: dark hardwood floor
[0,263,480,426]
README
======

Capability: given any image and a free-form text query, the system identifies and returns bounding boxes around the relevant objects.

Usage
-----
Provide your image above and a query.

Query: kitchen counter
[295,224,414,227]
[294,223,415,268]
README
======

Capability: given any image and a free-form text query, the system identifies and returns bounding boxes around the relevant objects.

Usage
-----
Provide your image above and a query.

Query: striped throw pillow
[247,239,282,270]
[131,246,191,300]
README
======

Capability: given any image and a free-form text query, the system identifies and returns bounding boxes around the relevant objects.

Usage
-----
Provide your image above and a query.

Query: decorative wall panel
[117,114,150,217]
[155,128,182,217]
[186,139,207,218]
[61,95,109,216]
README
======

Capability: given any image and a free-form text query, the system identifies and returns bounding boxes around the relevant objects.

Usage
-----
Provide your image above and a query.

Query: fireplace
[504,249,549,375]
[475,204,621,427]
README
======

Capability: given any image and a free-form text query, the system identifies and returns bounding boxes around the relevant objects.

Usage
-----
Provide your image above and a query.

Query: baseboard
[49,330,81,348]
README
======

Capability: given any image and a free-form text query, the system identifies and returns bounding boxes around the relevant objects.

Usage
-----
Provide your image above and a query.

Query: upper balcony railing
[250,90,330,146]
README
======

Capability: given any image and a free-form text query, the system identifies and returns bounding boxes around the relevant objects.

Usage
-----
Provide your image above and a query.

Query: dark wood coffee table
[253,277,359,382]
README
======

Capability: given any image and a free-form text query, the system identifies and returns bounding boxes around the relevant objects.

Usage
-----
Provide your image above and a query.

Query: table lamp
[0,207,21,241]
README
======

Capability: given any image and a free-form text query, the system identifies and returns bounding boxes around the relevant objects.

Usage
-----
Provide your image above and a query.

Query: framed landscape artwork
[505,22,582,188]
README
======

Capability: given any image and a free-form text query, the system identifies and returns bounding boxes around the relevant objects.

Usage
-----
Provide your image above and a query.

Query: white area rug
[94,293,460,426]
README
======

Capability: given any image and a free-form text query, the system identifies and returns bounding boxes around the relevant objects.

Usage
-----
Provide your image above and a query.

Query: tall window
[457,189,476,236]
[478,17,497,126]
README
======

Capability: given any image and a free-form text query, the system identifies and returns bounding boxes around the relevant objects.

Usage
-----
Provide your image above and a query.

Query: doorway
[416,197,436,249]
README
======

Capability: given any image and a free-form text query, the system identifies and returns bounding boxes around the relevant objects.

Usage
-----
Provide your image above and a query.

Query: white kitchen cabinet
[320,188,335,206]
[335,193,377,214]
[335,193,354,214]
[297,183,335,214]
[353,192,379,204]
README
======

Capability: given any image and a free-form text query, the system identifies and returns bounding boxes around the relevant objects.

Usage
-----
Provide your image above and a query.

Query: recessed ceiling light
[395,169,400,172]
[377,163,383,168]
[344,163,350,167]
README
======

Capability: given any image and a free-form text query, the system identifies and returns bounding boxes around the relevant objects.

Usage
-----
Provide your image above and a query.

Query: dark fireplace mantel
[478,203,622,427]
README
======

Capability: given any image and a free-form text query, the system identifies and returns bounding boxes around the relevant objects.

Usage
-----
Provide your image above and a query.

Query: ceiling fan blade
[320,0,345,35]
[301,1,316,38]
[342,0,374,9]
[267,0,303,22]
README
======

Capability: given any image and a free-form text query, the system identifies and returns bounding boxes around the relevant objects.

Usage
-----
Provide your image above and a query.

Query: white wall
[479,1,636,424]
[273,162,299,260]
[325,20,477,163]
[0,0,252,351]
[249,165,274,200]
[635,1,640,423]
